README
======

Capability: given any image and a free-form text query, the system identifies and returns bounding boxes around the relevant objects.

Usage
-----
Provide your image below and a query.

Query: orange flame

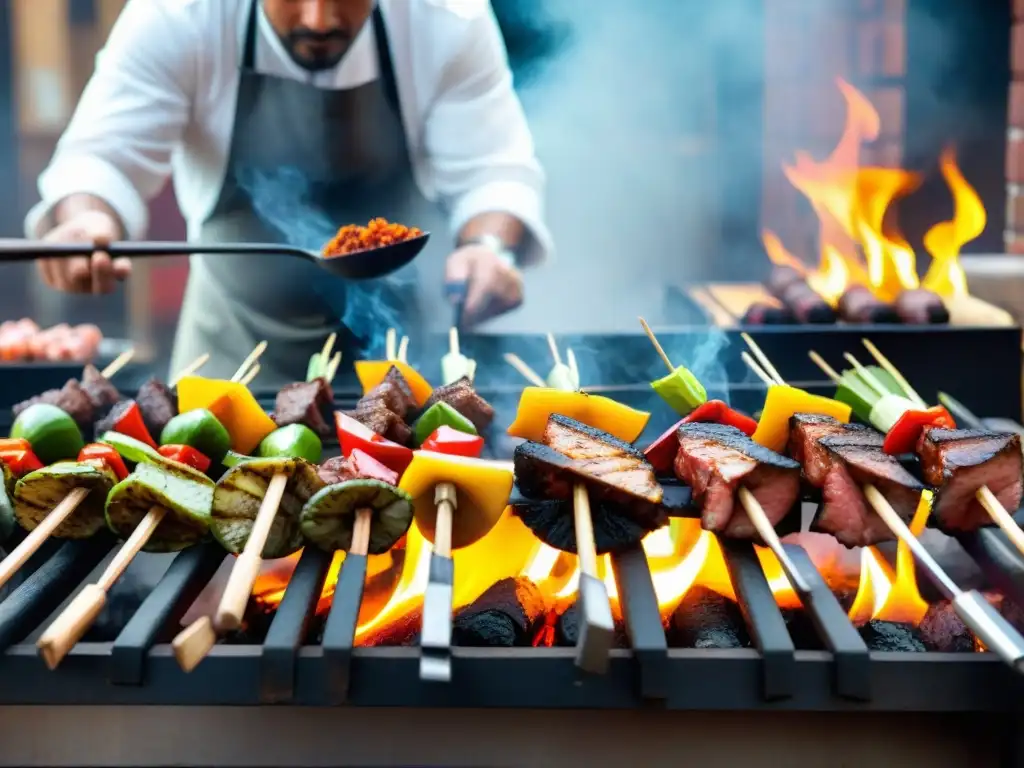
[764,79,984,302]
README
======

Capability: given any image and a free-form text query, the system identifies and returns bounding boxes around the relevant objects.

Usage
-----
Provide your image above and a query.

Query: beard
[284,28,352,72]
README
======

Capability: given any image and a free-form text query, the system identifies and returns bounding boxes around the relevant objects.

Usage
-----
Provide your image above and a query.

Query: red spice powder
[322,217,424,257]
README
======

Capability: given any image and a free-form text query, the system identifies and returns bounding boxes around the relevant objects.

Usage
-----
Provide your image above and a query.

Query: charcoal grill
[0,327,1022,766]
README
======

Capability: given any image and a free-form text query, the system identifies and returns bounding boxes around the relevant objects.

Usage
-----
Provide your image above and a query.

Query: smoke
[236,166,411,358]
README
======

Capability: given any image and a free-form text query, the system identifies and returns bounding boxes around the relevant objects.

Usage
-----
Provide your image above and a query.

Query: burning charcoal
[894,288,949,324]
[668,587,750,649]
[452,577,547,647]
[136,377,177,437]
[555,600,629,648]
[858,620,926,652]
[423,377,495,432]
[357,607,423,647]
[983,591,1024,635]
[916,429,1023,534]
[741,302,796,326]
[274,378,333,438]
[780,608,825,650]
[918,601,975,652]
[837,286,900,323]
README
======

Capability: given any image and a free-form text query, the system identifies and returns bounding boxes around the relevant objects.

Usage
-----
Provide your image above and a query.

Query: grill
[0,326,1022,766]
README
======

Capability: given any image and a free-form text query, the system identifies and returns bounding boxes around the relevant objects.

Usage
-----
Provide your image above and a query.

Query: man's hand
[37,209,131,294]
[444,244,523,326]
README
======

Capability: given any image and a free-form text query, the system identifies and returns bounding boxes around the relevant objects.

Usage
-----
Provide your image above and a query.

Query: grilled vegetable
[883,405,957,455]
[399,451,513,549]
[176,376,277,455]
[160,409,231,463]
[506,387,650,444]
[335,412,413,474]
[78,443,129,480]
[441,350,476,386]
[221,450,252,468]
[11,403,85,464]
[412,401,477,447]
[0,438,44,477]
[301,478,413,554]
[105,460,214,552]
[158,444,212,473]
[257,424,322,463]
[354,361,433,407]
[833,366,905,424]
[421,426,485,458]
[545,363,578,392]
[105,401,158,449]
[211,457,324,557]
[99,431,161,465]
[651,366,706,416]
[14,462,116,539]
[750,385,852,452]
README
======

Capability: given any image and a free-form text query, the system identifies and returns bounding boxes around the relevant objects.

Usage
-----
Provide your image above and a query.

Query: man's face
[263,0,374,72]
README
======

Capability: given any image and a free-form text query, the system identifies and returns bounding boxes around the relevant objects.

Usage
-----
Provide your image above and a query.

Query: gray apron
[170,1,447,386]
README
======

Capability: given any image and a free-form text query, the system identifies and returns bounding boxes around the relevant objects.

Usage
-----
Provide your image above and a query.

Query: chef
[25,0,552,385]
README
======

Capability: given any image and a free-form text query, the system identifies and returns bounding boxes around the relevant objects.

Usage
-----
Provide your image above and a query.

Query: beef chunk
[423,377,495,432]
[347,401,412,446]
[13,378,95,430]
[673,422,800,540]
[136,377,177,437]
[788,413,883,486]
[917,428,1023,533]
[359,366,416,419]
[317,456,360,486]
[80,364,121,414]
[274,378,333,437]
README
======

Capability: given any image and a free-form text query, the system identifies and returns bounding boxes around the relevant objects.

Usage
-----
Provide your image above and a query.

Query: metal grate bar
[321,552,368,704]
[721,539,795,700]
[958,512,1024,608]
[785,544,871,701]
[0,535,113,652]
[420,554,454,682]
[110,543,225,685]
[260,548,332,703]
[610,544,668,700]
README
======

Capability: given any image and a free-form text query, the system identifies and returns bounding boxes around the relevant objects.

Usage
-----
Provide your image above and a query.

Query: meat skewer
[442,326,476,385]
[639,317,707,416]
[100,348,136,380]
[239,364,260,387]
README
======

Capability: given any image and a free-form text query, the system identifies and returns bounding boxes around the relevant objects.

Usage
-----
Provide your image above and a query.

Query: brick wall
[1007,0,1024,252]
[762,0,907,260]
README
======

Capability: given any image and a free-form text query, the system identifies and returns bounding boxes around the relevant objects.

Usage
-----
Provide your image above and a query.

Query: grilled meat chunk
[673,422,800,540]
[809,437,924,548]
[316,454,398,486]
[788,413,883,486]
[423,377,494,432]
[136,377,177,437]
[80,364,121,414]
[318,456,359,486]
[13,378,95,430]
[917,428,1023,533]
[274,378,334,437]
[346,401,413,446]
[360,366,416,419]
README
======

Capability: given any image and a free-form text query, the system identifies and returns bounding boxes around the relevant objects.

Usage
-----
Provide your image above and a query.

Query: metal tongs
[0,235,430,281]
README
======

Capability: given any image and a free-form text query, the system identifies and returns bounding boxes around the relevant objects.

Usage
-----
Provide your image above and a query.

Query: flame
[848,492,931,626]
[764,79,984,302]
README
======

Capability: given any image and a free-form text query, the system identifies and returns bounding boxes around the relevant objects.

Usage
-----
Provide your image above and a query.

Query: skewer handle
[572,483,600,578]
[421,483,457,682]
[172,616,218,673]
[350,508,373,557]
[976,486,1024,558]
[37,583,107,670]
[571,483,614,674]
[215,472,289,632]
[952,591,1024,674]
[433,483,455,558]
[0,487,90,592]
[737,488,811,595]
[98,507,166,591]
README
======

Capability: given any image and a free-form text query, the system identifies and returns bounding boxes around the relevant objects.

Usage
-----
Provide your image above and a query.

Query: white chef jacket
[25,0,552,266]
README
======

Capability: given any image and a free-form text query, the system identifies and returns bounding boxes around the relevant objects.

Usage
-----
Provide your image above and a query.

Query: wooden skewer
[449,326,459,357]
[230,340,267,383]
[546,332,563,367]
[571,482,614,673]
[397,336,409,364]
[420,483,457,682]
[239,363,260,388]
[572,483,599,579]
[741,351,776,387]
[172,616,217,673]
[351,508,373,557]
[842,353,890,398]
[567,348,579,383]
[740,332,785,389]
[100,348,135,379]
[170,352,210,386]
[325,351,342,384]
[320,332,337,365]
[808,351,842,385]
[0,487,91,592]
[503,353,546,388]
[737,488,811,595]
[385,328,397,361]
[861,339,927,408]
[38,506,167,669]
[215,472,289,632]
[638,316,674,373]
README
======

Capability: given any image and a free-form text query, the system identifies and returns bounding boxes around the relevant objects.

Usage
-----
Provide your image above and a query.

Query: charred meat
[673,422,800,540]
[274,378,334,438]
[80,364,121,415]
[423,377,494,432]
[135,376,177,437]
[361,366,416,419]
[13,378,95,430]
[917,428,1023,533]
[346,401,413,446]
[809,437,924,548]
[788,413,882,486]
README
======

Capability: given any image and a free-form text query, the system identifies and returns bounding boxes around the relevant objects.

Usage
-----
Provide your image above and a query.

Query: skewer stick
[740,332,785,388]
[239,363,260,387]
[215,472,289,632]
[397,336,409,364]
[0,487,90,592]
[808,351,842,385]
[100,347,135,379]
[320,332,337,366]
[172,616,217,673]
[976,487,1024,558]
[842,353,889,398]
[230,340,267,383]
[571,482,614,674]
[325,351,342,384]
[385,328,397,361]
[638,316,674,373]
[546,332,563,367]
[741,351,776,388]
[572,483,599,578]
[170,352,210,386]
[567,348,579,383]
[420,482,456,682]
[737,488,811,595]
[38,506,167,669]
[449,326,459,357]
[351,508,373,557]
[503,353,546,388]
[861,339,927,408]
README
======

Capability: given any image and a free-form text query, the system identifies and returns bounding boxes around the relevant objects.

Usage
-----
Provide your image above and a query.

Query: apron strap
[371,5,401,118]
[242,0,259,71]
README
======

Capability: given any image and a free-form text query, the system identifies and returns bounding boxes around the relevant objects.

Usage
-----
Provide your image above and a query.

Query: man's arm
[422,2,552,267]
[27,0,198,240]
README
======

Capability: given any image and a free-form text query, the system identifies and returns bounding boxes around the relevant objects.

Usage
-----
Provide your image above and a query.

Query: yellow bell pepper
[751,384,852,453]
[176,376,277,455]
[506,387,650,443]
[354,361,433,407]
[399,451,514,549]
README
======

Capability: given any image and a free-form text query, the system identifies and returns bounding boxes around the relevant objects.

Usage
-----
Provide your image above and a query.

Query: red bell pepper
[78,443,129,480]
[883,405,956,455]
[112,401,158,450]
[0,439,44,477]
[158,444,212,473]
[348,448,399,486]
[643,400,757,475]
[335,412,413,475]
[420,425,485,458]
